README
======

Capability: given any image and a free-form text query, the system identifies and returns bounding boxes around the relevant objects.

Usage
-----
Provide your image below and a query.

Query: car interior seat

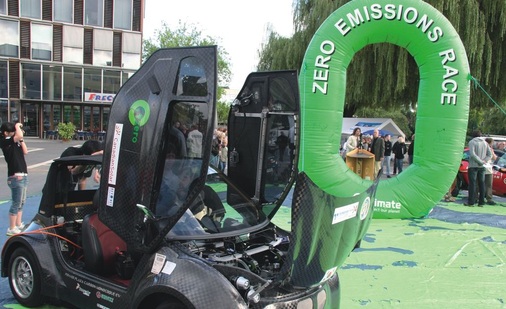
[81,190,127,276]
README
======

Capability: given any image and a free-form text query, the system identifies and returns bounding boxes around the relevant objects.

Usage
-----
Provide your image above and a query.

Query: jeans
[383,155,391,175]
[468,167,485,204]
[7,175,28,215]
[395,159,404,174]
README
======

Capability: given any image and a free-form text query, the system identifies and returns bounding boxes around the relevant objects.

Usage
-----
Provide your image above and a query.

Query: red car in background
[452,148,506,197]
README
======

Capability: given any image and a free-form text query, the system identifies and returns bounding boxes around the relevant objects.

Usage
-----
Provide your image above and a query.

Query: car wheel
[451,174,463,197]
[8,247,44,307]
[154,299,188,309]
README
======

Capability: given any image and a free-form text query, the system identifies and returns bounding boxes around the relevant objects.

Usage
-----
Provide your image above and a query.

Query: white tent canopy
[341,117,405,147]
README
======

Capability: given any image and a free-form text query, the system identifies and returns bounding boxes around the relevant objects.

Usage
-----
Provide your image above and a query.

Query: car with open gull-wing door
[2,47,378,308]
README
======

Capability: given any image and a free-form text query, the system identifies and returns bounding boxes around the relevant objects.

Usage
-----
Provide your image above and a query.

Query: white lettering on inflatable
[374,199,402,210]
[312,40,335,94]
[334,4,444,42]
[439,49,459,105]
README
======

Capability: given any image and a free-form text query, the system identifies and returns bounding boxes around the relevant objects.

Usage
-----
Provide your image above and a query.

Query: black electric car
[2,47,378,308]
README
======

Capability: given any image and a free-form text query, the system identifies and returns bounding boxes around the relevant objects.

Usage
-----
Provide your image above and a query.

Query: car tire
[8,247,44,307]
[154,299,187,309]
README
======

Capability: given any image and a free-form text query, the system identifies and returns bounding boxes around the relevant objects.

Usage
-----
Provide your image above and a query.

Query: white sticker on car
[332,202,359,225]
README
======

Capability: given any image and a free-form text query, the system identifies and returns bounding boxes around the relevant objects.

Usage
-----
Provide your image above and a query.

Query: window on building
[121,71,134,86]
[63,25,83,64]
[22,63,42,99]
[32,24,52,60]
[85,0,103,27]
[43,65,62,100]
[114,0,131,30]
[84,67,102,96]
[63,66,82,101]
[93,29,112,66]
[54,0,73,23]
[0,99,8,126]
[0,0,6,15]
[21,0,41,19]
[0,19,19,57]
[103,69,120,94]
[0,61,7,98]
[102,106,109,130]
[122,32,141,69]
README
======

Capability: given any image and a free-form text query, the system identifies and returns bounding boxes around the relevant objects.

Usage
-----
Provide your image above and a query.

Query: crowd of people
[343,127,415,178]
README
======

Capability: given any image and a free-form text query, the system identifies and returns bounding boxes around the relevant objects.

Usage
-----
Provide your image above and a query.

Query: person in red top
[0,122,28,236]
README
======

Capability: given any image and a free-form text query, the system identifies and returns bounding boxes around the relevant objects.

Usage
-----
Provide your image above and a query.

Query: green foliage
[143,20,232,99]
[216,101,230,125]
[257,0,506,133]
[57,122,76,141]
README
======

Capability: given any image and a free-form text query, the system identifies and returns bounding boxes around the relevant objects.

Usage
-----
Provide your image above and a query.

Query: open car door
[98,47,217,252]
[227,70,299,218]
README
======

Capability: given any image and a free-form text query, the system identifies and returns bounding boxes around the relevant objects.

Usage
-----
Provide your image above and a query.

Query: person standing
[1,122,28,236]
[345,127,361,154]
[392,136,407,174]
[465,130,492,207]
[186,124,203,158]
[484,137,497,205]
[407,133,415,165]
[370,129,385,177]
[383,134,392,178]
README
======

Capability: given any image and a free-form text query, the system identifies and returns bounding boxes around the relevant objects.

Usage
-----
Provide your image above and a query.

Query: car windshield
[164,167,268,238]
[496,152,506,168]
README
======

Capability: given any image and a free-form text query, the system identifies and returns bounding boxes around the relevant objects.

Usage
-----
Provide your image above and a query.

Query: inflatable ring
[298,0,470,219]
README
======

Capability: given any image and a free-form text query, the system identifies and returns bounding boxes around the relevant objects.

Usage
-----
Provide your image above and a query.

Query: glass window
[83,105,91,130]
[102,106,109,131]
[84,67,102,93]
[92,106,100,131]
[54,0,73,23]
[121,71,133,85]
[63,25,83,47]
[0,61,7,98]
[122,53,140,69]
[93,29,112,66]
[114,0,131,30]
[103,70,120,94]
[63,47,83,64]
[22,63,41,99]
[63,66,82,101]
[0,19,19,57]
[0,0,6,15]
[0,99,8,127]
[63,26,83,64]
[32,24,52,61]
[20,0,41,19]
[85,0,103,27]
[175,56,208,96]
[43,65,62,100]
[53,104,61,127]
[123,32,140,53]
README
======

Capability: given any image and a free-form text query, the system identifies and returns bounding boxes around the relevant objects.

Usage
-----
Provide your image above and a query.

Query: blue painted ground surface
[2,192,506,308]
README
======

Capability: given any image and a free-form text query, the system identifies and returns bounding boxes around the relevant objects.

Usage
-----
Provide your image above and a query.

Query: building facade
[0,0,143,138]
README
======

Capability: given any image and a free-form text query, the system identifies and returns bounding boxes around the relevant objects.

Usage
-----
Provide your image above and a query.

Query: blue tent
[362,129,394,136]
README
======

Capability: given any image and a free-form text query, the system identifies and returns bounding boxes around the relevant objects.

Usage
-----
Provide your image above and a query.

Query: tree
[258,0,506,128]
[143,21,232,102]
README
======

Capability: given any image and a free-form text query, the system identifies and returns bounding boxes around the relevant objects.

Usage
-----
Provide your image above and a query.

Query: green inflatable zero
[298,0,470,219]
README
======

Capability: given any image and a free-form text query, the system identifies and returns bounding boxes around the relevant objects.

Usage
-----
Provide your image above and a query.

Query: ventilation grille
[9,60,19,99]
[113,32,122,67]
[104,0,113,28]
[8,0,18,16]
[84,28,93,64]
[74,0,83,25]
[42,0,52,21]
[53,24,63,62]
[20,21,30,59]
[132,0,141,32]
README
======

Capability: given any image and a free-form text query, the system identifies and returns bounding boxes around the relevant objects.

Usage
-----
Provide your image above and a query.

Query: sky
[143,0,295,90]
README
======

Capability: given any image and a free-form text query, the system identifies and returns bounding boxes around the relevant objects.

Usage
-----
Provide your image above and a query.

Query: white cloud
[143,0,294,89]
